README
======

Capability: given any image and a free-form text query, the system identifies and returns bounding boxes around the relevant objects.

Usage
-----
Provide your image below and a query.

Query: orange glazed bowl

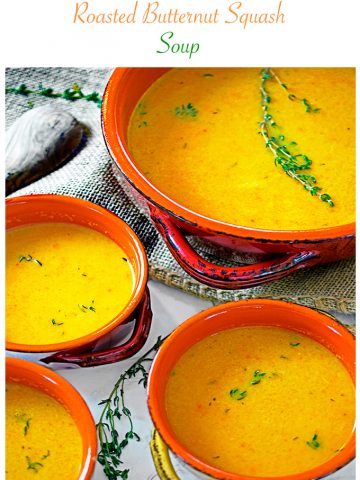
[6,357,97,480]
[6,194,152,367]
[102,68,355,290]
[147,299,355,480]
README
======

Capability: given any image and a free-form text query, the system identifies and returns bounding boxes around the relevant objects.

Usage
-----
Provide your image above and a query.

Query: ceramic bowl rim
[6,194,148,353]
[6,357,97,480]
[147,299,355,480]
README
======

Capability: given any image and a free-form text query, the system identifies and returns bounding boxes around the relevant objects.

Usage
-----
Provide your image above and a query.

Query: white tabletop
[59,280,355,480]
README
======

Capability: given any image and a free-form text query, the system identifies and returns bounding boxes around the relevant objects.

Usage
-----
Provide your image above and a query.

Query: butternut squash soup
[6,222,134,345]
[165,326,355,477]
[6,382,82,479]
[128,68,355,231]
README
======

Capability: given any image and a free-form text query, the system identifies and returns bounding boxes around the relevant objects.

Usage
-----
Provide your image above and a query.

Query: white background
[1,0,358,66]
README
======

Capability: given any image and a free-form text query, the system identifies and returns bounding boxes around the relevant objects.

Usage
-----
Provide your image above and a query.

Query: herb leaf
[307,433,320,449]
[18,254,43,266]
[26,457,43,472]
[175,103,198,118]
[250,370,267,385]
[51,319,64,327]
[78,300,96,313]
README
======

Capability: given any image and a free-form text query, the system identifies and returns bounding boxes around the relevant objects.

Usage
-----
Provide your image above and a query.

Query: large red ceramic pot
[102,68,355,290]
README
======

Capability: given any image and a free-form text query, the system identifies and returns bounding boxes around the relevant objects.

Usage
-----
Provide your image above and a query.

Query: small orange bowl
[6,194,152,367]
[148,299,355,480]
[6,357,97,479]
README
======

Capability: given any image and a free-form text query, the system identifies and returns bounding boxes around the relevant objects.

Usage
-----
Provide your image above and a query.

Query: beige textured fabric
[5,68,355,314]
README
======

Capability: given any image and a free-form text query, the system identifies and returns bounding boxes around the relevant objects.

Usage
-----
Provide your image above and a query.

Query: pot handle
[150,207,318,290]
[41,287,152,367]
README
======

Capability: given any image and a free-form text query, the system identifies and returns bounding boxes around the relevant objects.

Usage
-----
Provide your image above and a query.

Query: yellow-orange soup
[6,223,134,345]
[165,326,355,477]
[128,68,355,231]
[6,382,82,479]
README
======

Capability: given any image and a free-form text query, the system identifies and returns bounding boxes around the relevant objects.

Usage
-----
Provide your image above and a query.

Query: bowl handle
[150,206,318,289]
[41,287,152,367]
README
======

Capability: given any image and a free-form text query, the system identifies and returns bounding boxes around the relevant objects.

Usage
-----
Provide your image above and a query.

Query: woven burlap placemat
[5,67,355,314]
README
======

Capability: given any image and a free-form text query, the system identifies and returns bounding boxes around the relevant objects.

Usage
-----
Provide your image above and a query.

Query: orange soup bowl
[102,68,355,290]
[6,357,97,479]
[147,299,355,480]
[6,194,152,368]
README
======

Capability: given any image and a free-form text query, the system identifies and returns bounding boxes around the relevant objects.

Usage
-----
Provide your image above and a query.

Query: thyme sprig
[6,83,102,108]
[268,69,320,113]
[259,68,334,207]
[97,336,164,480]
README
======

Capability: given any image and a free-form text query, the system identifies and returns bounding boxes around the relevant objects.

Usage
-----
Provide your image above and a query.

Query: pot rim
[147,299,355,480]
[102,67,355,243]
[6,194,148,353]
[6,357,97,480]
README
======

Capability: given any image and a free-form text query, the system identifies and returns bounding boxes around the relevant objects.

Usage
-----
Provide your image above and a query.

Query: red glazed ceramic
[6,194,152,367]
[147,299,355,480]
[102,68,355,290]
[6,357,97,480]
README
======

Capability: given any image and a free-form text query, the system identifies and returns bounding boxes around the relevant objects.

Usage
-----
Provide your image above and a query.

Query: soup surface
[6,382,82,479]
[128,68,355,231]
[6,222,134,345]
[165,326,355,477]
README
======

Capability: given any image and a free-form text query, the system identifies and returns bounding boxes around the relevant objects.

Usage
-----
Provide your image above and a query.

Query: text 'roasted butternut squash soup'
[128,68,355,231]
[6,382,82,479]
[165,327,355,477]
[6,223,134,345]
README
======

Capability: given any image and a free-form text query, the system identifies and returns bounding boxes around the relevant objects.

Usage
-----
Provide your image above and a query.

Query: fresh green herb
[6,83,102,108]
[202,73,214,77]
[24,418,31,435]
[26,457,43,472]
[15,413,31,435]
[51,319,64,327]
[230,369,268,401]
[174,103,198,118]
[250,370,266,385]
[97,336,164,480]
[18,254,43,266]
[307,433,320,449]
[259,68,334,207]
[41,451,50,460]
[229,389,247,401]
[290,342,301,347]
